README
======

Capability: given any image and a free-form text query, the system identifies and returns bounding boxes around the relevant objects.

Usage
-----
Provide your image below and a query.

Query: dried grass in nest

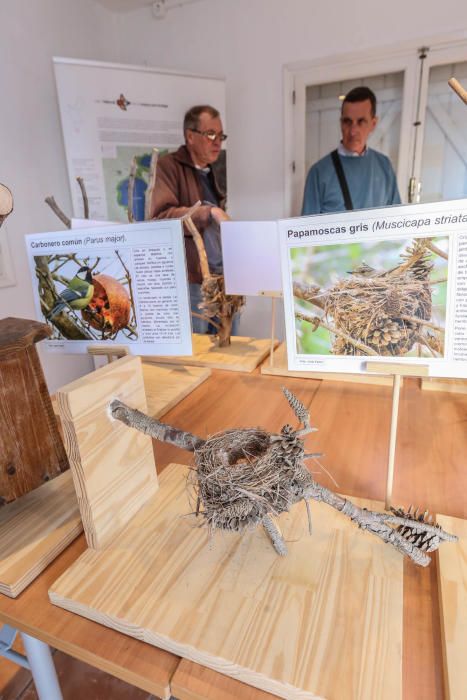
[200,275,245,319]
[187,427,309,533]
[325,272,432,356]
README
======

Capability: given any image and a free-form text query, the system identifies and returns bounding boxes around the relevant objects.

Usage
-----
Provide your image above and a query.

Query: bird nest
[324,272,432,356]
[188,425,310,534]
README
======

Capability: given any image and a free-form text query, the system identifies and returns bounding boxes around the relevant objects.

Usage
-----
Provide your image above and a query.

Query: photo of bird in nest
[291,236,448,358]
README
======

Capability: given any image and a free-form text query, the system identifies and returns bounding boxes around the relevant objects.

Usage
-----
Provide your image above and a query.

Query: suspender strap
[331,149,353,210]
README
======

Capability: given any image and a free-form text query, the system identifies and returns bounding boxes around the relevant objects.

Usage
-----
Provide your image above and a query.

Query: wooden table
[0,369,465,699]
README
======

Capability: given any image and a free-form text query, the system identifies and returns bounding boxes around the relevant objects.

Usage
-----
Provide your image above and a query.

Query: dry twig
[44,196,71,228]
[76,177,89,219]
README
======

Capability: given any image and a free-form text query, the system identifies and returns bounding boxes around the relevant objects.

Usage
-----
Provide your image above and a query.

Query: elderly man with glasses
[150,104,235,334]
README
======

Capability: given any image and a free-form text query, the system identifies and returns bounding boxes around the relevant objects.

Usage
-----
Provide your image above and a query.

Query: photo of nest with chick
[34,251,137,343]
[292,236,448,358]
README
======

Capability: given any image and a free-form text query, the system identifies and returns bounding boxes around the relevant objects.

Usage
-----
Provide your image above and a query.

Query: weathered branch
[115,249,137,328]
[303,481,456,567]
[183,214,210,280]
[191,310,221,331]
[76,177,89,219]
[144,148,159,221]
[399,314,445,334]
[295,309,379,356]
[422,239,448,260]
[110,399,205,451]
[44,196,71,228]
[127,157,137,223]
[415,334,440,358]
[293,281,326,310]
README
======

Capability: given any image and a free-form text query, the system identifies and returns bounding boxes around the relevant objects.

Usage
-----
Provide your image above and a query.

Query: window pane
[420,61,467,202]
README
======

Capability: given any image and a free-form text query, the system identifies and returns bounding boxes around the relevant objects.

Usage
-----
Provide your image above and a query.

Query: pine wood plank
[0,470,82,598]
[421,377,467,394]
[55,355,158,550]
[150,372,466,698]
[50,463,403,700]
[436,514,467,700]
[366,361,429,377]
[141,362,211,418]
[261,343,395,386]
[171,659,282,700]
[146,334,274,372]
[0,535,178,699]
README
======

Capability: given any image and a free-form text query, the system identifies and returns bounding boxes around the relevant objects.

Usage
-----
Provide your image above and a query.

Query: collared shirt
[337,142,368,158]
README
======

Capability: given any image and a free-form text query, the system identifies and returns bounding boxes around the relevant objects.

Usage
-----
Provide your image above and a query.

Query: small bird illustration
[116,93,130,111]
[48,266,94,319]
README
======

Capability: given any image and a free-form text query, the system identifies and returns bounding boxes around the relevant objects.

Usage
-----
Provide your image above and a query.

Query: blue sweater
[301,148,401,215]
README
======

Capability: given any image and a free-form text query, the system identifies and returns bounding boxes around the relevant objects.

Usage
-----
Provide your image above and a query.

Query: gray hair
[183,105,220,139]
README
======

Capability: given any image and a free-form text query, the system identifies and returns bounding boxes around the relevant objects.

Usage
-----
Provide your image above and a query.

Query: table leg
[20,632,63,700]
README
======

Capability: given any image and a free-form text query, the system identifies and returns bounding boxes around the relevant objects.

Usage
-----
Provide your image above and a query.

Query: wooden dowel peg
[448,77,467,105]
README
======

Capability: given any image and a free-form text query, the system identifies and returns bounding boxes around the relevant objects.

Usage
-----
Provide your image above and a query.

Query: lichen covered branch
[110,399,205,451]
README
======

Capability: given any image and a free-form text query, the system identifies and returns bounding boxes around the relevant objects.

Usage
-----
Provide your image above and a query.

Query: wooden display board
[421,377,467,394]
[437,513,467,700]
[55,355,158,549]
[141,362,211,417]
[50,463,403,700]
[147,334,275,373]
[0,471,82,598]
[49,356,404,699]
[261,343,394,386]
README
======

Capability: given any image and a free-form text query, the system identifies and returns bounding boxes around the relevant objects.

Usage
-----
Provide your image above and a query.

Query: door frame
[284,32,467,217]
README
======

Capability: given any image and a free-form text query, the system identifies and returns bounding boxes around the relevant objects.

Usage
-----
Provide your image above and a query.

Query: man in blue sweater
[302,87,401,215]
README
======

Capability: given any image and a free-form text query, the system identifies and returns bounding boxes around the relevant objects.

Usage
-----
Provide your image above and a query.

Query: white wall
[113,0,467,339]
[2,0,467,389]
[0,0,120,392]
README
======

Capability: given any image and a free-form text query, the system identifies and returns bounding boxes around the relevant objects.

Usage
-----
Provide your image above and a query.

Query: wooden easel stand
[259,290,282,367]
[366,362,429,509]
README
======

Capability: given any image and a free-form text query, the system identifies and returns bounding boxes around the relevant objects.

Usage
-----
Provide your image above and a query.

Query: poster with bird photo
[34,252,135,343]
[25,219,193,356]
[279,199,467,379]
[292,236,448,359]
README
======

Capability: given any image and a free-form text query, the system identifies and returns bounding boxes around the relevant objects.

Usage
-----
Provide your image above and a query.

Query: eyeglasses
[190,128,228,142]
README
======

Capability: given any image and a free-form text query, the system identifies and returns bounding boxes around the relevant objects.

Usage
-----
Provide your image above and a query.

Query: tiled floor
[0,649,158,700]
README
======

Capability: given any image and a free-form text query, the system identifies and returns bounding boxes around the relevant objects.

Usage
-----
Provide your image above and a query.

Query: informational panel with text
[280,200,467,378]
[26,220,192,356]
[53,57,225,222]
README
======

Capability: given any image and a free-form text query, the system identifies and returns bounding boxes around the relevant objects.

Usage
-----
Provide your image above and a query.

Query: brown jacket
[150,145,226,284]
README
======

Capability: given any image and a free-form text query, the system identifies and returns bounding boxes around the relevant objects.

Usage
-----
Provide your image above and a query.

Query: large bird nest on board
[187,422,310,534]
[110,387,457,565]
